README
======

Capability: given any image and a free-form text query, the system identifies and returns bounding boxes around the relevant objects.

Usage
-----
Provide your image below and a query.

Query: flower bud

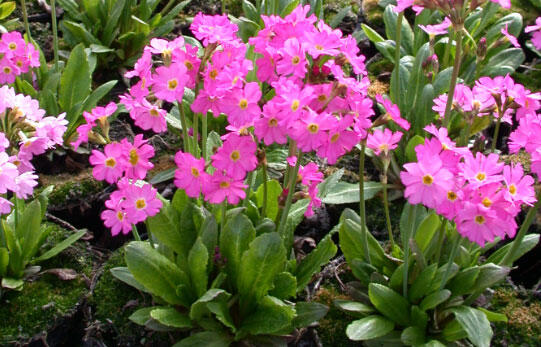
[477,37,487,60]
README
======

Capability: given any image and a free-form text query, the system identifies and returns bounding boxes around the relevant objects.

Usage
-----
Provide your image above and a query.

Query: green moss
[362,0,384,27]
[490,287,541,346]
[40,171,104,207]
[314,285,358,346]
[0,224,93,344]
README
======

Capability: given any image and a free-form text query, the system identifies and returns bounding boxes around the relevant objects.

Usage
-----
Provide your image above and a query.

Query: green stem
[51,0,59,70]
[359,142,371,264]
[221,201,227,232]
[14,198,20,230]
[283,140,296,190]
[382,167,395,249]
[500,193,541,266]
[443,29,464,126]
[243,171,255,208]
[276,150,301,240]
[202,112,208,162]
[20,0,32,41]
[160,0,177,16]
[460,118,472,147]
[131,224,141,241]
[178,103,190,153]
[393,13,404,107]
[261,160,269,218]
[403,205,417,297]
[439,234,461,291]
[443,31,454,68]
[491,114,502,153]
[434,219,447,264]
[193,111,199,157]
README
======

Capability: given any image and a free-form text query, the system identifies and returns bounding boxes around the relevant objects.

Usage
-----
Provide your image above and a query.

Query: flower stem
[382,169,395,250]
[491,114,502,153]
[359,142,371,264]
[131,224,141,241]
[434,219,447,264]
[20,0,32,41]
[202,112,208,161]
[443,29,464,126]
[178,103,190,153]
[221,201,227,232]
[277,149,301,245]
[51,0,59,70]
[243,171,254,208]
[439,234,460,291]
[500,192,541,266]
[393,12,404,107]
[193,111,199,157]
[402,205,417,297]
[443,31,454,68]
[261,160,269,218]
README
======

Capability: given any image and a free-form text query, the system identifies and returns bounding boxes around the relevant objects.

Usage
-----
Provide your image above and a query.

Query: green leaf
[350,259,378,286]
[292,302,329,328]
[450,306,492,347]
[110,266,150,293]
[175,331,232,347]
[334,299,374,317]
[408,264,437,303]
[0,247,8,276]
[283,198,309,250]
[81,80,117,112]
[405,135,425,163]
[188,238,208,297]
[383,5,414,54]
[150,307,192,328]
[34,230,86,262]
[486,234,539,264]
[480,48,525,76]
[330,6,351,29]
[294,235,337,291]
[477,307,507,323]
[255,179,282,221]
[242,0,260,23]
[59,44,91,117]
[129,307,154,325]
[62,21,101,46]
[419,289,451,311]
[401,326,426,345]
[340,219,390,270]
[368,283,410,326]
[361,23,385,43]
[102,0,127,46]
[446,266,480,296]
[220,213,256,290]
[317,168,344,198]
[18,199,43,260]
[321,181,382,204]
[280,0,300,17]
[414,213,441,253]
[269,272,296,299]
[189,288,231,321]
[346,315,395,341]
[237,296,295,338]
[125,241,191,306]
[237,232,286,314]
[433,67,453,95]
[469,263,509,293]
[1,277,23,290]
[0,2,16,20]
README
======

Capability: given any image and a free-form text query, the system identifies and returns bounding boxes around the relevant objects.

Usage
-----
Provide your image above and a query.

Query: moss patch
[0,224,93,344]
[362,0,384,27]
[39,170,104,208]
[490,287,541,346]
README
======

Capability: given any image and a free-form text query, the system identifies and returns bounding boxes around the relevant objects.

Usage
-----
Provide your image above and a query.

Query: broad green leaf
[129,307,154,325]
[368,283,410,326]
[346,315,395,341]
[487,234,539,264]
[294,235,337,291]
[414,213,441,253]
[330,6,351,29]
[321,181,382,204]
[428,263,459,292]
[340,219,390,270]
[292,302,328,328]
[102,0,127,45]
[125,241,191,306]
[220,213,256,290]
[242,0,260,23]
[255,179,282,220]
[19,199,42,260]
[188,238,208,297]
[150,307,192,328]
[189,288,231,321]
[405,135,425,163]
[317,168,344,198]
[401,326,426,345]
[236,296,295,338]
[408,263,438,303]
[361,23,385,43]
[110,266,150,293]
[269,272,296,299]
[59,44,91,117]
[0,2,16,20]
[446,266,480,296]
[145,202,186,255]
[62,21,100,46]
[280,0,300,16]
[283,198,309,250]
[334,299,374,316]
[469,263,509,293]
[450,306,492,347]
[0,247,8,276]
[1,277,23,290]
[383,5,414,54]
[419,289,451,311]
[81,80,117,113]
[351,259,378,286]
[237,232,286,314]
[405,43,431,120]
[477,307,507,322]
[433,67,453,95]
[175,331,232,347]
[34,230,86,262]
[411,305,428,330]
[480,48,525,77]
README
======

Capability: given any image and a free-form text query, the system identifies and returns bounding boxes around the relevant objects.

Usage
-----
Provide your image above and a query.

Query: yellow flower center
[378,143,389,152]
[238,99,248,110]
[184,60,193,70]
[442,143,449,150]
[475,215,485,225]
[105,158,116,168]
[129,149,139,166]
[209,69,218,80]
[291,56,300,65]
[16,60,22,67]
[307,123,319,134]
[167,79,178,90]
[268,118,278,127]
[422,174,434,186]
[291,99,300,111]
[3,66,11,74]
[149,108,160,117]
[315,44,323,50]
[318,94,327,102]
[220,181,230,189]
[230,150,240,161]
[447,191,458,201]
[135,198,146,209]
[8,42,16,50]
[482,197,492,208]
[191,167,200,177]
[476,172,486,181]
[331,133,340,143]
[117,211,124,221]
[508,184,517,195]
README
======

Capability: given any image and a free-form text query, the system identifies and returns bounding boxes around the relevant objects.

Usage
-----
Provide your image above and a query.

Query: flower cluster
[0,31,40,84]
[526,17,541,50]
[508,113,541,177]
[71,102,117,149]
[401,125,536,246]
[433,75,541,123]
[395,0,510,16]
[0,86,67,212]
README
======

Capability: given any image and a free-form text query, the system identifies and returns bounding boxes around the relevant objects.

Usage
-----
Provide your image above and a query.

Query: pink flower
[174,151,208,198]
[203,171,247,205]
[191,88,223,117]
[489,0,511,9]
[0,152,17,193]
[376,94,410,131]
[121,183,163,224]
[254,103,288,145]
[0,197,12,214]
[90,143,125,183]
[211,134,258,180]
[525,17,541,50]
[35,114,68,147]
[129,99,167,133]
[191,13,239,46]
[400,158,454,209]
[367,128,403,156]
[221,82,262,127]
[101,207,132,236]
[456,201,515,246]
[290,109,336,152]
[459,152,503,188]
[502,163,536,207]
[419,17,451,36]
[276,38,307,79]
[121,135,154,180]
[13,171,38,199]
[151,64,187,103]
[318,115,360,164]
[85,102,117,123]
[501,24,520,48]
